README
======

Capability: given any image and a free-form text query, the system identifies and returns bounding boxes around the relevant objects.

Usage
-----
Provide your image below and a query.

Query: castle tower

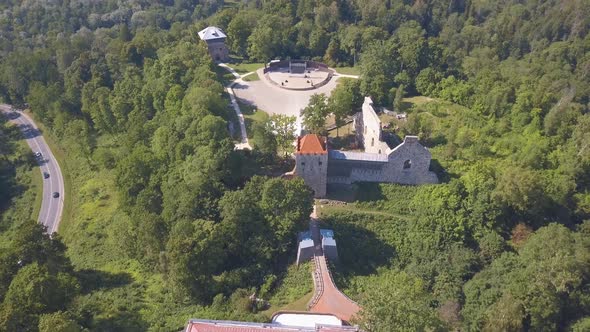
[198,26,229,62]
[294,134,328,198]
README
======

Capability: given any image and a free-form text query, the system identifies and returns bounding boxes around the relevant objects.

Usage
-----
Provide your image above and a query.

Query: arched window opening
[403,159,411,169]
[371,138,374,147]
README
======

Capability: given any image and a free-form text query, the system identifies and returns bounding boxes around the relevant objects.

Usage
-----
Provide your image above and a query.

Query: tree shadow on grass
[353,182,385,202]
[76,269,134,294]
[399,101,414,112]
[237,100,256,115]
[328,134,357,150]
[321,214,395,276]
[430,159,452,183]
[424,134,447,148]
[325,182,388,203]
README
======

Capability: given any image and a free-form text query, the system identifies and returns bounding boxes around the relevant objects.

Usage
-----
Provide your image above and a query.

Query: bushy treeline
[0,0,589,330]
[0,222,81,331]
[324,205,590,331]
[0,118,38,230]
[0,0,314,330]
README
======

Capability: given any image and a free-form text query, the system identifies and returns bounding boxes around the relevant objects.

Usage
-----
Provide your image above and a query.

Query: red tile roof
[186,320,359,332]
[296,134,327,155]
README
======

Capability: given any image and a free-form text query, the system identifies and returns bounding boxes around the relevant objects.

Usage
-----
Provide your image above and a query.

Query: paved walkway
[218,63,252,150]
[333,73,360,79]
[307,206,361,323]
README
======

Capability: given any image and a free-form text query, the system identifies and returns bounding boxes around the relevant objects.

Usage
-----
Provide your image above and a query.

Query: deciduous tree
[268,114,296,156]
[301,93,329,134]
[359,271,446,332]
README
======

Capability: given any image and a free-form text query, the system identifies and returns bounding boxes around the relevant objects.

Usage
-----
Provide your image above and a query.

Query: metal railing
[307,255,325,310]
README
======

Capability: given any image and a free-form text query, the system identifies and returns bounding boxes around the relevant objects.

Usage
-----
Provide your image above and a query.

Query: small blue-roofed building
[296,230,314,265]
[296,228,339,265]
[198,26,228,61]
[320,229,339,262]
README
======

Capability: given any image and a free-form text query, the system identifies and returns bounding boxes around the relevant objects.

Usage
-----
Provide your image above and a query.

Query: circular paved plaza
[267,68,331,90]
[233,68,351,131]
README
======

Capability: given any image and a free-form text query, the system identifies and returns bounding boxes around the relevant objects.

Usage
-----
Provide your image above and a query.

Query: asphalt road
[0,104,65,234]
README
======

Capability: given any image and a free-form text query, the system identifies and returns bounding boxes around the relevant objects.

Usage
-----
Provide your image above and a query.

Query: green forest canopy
[0,0,589,331]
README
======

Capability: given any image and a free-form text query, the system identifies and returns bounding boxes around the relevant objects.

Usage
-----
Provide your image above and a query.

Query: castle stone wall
[295,153,328,198]
[326,136,438,187]
[206,40,228,61]
[360,97,390,154]
[381,136,438,184]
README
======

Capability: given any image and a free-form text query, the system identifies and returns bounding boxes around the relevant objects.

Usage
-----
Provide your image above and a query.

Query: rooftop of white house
[198,26,227,41]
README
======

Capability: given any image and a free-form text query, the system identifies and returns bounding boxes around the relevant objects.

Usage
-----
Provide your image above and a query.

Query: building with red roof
[294,134,328,197]
[185,311,360,332]
[296,134,328,155]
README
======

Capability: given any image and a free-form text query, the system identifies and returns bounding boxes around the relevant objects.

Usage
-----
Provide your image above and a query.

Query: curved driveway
[0,104,65,234]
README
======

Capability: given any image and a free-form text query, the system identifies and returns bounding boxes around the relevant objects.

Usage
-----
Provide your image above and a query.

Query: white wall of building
[272,313,342,327]
[361,97,390,154]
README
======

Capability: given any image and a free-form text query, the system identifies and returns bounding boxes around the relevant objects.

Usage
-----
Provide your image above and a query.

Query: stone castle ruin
[294,97,438,198]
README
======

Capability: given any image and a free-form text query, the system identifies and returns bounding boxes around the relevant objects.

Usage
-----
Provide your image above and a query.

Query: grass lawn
[239,100,269,140]
[242,72,261,81]
[223,0,242,8]
[314,184,423,299]
[327,122,354,138]
[403,95,466,117]
[261,262,313,315]
[229,62,264,74]
[214,65,237,86]
[222,91,242,142]
[317,204,409,220]
[334,66,360,76]
[404,95,436,105]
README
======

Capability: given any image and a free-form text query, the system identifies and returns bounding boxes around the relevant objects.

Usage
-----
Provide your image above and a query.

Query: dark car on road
[43,172,49,179]
[52,192,59,198]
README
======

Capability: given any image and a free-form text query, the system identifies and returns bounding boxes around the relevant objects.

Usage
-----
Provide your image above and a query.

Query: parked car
[52,192,59,198]
[43,172,49,179]
[35,152,42,158]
